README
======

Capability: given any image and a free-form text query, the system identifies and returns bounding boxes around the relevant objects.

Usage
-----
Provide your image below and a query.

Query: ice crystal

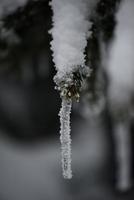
[59,98,72,179]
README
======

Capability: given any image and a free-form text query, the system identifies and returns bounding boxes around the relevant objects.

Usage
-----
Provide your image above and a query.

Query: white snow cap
[50,0,98,75]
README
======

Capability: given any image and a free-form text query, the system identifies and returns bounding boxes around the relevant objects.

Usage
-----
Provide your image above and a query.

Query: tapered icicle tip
[59,98,72,179]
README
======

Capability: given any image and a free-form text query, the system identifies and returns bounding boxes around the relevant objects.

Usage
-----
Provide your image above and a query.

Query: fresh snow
[50,0,98,77]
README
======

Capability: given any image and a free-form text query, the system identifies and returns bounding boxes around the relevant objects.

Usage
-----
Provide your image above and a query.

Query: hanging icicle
[59,98,72,179]
[54,69,87,179]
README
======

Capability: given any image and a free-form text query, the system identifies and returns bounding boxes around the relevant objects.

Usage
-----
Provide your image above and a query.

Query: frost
[59,98,72,179]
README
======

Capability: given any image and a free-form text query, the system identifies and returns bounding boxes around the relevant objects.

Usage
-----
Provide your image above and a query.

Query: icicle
[59,98,72,179]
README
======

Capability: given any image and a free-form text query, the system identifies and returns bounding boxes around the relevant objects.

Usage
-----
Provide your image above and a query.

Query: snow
[50,0,99,179]
[50,0,98,77]
[59,98,72,179]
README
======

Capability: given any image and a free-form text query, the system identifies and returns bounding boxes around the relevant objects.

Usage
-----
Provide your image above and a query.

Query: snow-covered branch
[50,0,98,178]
